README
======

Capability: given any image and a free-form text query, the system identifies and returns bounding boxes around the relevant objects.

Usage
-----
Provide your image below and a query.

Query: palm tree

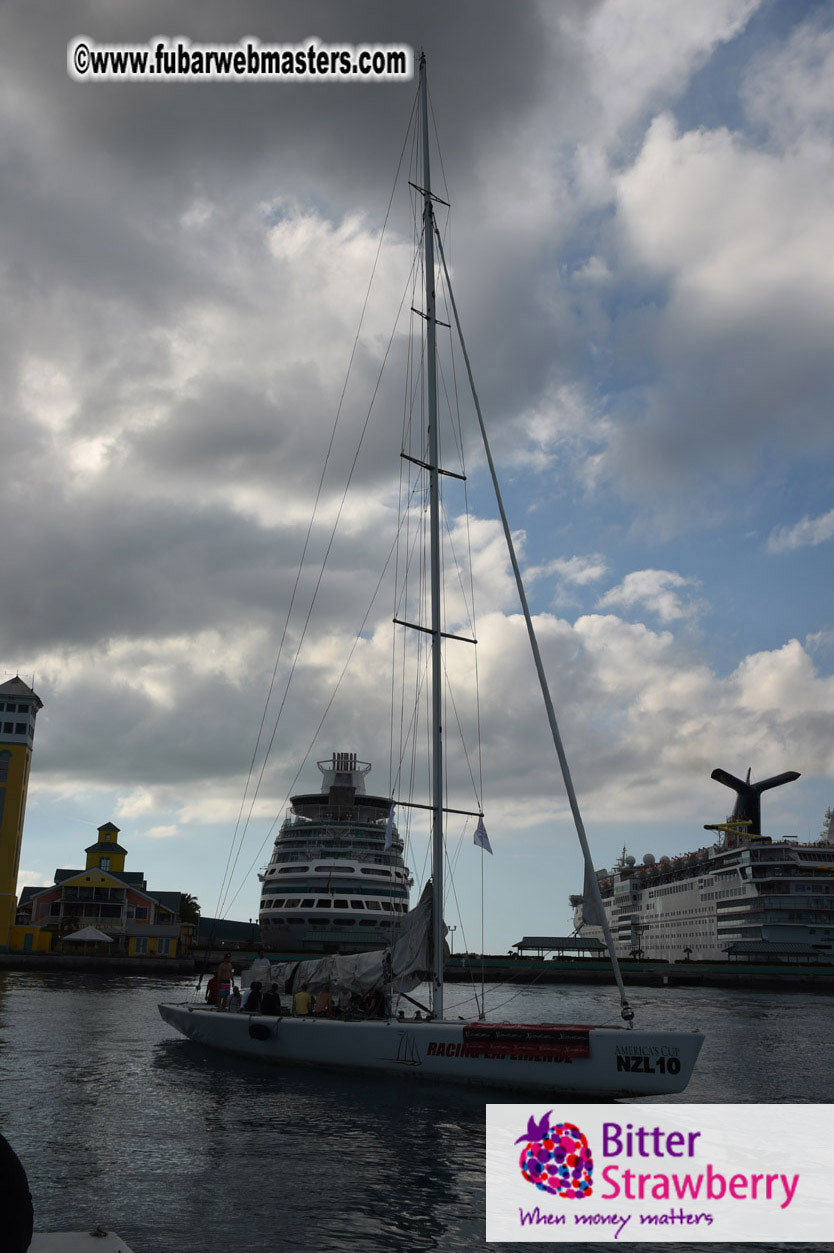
[180,894,201,927]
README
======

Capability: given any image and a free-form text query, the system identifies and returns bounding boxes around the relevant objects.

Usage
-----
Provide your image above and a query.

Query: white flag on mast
[384,804,395,851]
[473,816,493,855]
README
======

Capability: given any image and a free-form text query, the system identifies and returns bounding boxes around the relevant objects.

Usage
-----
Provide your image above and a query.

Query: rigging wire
[218,244,419,916]
[214,87,420,920]
[225,66,491,1018]
[434,222,634,1019]
[222,478,423,915]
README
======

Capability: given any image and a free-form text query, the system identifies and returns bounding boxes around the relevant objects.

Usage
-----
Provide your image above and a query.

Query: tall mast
[420,53,445,1019]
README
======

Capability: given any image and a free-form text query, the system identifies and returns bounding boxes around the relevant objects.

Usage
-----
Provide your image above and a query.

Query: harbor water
[2,970,833,1252]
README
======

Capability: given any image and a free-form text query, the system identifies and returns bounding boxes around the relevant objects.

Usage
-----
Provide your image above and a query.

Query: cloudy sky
[3,0,834,953]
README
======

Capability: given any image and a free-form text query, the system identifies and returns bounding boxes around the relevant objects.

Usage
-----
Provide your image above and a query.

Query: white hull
[159,1003,703,1097]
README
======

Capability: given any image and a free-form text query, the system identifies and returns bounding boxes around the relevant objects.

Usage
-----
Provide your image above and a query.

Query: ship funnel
[709,767,800,837]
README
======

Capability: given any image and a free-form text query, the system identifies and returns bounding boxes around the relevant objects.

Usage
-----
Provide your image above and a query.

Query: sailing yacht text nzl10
[159,56,704,1096]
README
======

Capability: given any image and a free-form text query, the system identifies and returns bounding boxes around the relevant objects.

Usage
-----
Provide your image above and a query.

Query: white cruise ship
[572,768,834,962]
[258,752,412,953]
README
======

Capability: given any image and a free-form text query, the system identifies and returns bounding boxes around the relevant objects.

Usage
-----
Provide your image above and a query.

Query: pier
[4,949,834,989]
[443,953,834,991]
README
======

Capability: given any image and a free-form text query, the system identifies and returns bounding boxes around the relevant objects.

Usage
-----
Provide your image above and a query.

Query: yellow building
[15,822,192,957]
[0,676,42,952]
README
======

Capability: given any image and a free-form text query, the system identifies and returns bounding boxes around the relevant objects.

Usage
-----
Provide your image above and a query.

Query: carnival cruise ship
[572,768,834,962]
[258,752,412,953]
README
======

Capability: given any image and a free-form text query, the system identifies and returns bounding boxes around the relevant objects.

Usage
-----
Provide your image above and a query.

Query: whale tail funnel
[709,768,800,837]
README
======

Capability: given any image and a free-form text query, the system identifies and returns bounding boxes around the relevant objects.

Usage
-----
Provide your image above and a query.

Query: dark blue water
[1,972,832,1251]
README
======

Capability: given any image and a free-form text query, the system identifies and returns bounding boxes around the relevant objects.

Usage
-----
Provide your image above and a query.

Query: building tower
[0,677,43,951]
[84,822,128,875]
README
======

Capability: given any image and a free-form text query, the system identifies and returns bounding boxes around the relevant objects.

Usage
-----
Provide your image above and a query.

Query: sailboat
[159,55,704,1096]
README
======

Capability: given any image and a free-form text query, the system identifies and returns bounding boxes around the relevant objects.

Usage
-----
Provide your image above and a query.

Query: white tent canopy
[59,926,114,943]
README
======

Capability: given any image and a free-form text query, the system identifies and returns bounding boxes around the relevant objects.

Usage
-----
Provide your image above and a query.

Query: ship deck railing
[294,927,401,948]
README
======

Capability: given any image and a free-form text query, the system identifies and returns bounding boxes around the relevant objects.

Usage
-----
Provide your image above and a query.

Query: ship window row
[700,870,740,887]
[760,896,834,909]
[265,884,406,900]
[700,887,745,901]
[269,864,402,878]
[275,843,394,857]
[271,849,398,864]
[261,897,405,913]
[276,835,394,848]
[265,918,392,929]
[268,858,400,871]
[761,885,834,898]
[647,883,691,898]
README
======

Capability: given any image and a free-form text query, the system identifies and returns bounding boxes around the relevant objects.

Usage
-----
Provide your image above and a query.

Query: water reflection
[152,1037,486,1250]
[1,972,834,1251]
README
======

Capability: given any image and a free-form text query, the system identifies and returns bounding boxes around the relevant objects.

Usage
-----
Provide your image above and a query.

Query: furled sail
[579,860,605,927]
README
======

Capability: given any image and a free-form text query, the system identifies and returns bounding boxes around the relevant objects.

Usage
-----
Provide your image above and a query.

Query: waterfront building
[0,677,43,952]
[13,822,193,957]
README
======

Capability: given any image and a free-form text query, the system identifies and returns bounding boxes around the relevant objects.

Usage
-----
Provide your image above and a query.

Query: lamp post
[449,925,457,956]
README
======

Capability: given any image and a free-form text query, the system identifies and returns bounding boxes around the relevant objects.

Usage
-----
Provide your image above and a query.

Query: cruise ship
[258,752,413,953]
[572,768,834,962]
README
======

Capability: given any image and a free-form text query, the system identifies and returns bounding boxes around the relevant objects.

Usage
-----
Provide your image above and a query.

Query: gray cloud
[3,1,833,906]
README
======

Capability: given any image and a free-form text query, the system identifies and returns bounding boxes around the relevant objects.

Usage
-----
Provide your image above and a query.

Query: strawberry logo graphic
[517,1113,593,1198]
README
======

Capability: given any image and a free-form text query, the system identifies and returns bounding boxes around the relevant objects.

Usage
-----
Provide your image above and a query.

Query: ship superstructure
[258,751,412,953]
[572,768,834,961]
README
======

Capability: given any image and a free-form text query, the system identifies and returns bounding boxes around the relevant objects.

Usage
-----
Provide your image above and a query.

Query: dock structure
[512,935,607,959]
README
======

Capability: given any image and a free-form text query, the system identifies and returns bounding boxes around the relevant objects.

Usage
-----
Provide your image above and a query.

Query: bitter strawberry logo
[516,1111,594,1199]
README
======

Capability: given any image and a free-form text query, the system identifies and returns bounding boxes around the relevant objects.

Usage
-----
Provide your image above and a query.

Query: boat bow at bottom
[158,1003,702,1097]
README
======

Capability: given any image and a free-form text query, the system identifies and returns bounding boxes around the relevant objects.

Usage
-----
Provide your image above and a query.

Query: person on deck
[204,974,218,1005]
[216,953,233,1011]
[362,987,385,1018]
[243,981,262,1013]
[229,985,242,1012]
[293,983,312,1016]
[260,983,282,1015]
[313,986,333,1017]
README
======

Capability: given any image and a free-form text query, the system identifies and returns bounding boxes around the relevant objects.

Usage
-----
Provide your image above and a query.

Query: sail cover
[579,859,606,927]
[251,881,435,997]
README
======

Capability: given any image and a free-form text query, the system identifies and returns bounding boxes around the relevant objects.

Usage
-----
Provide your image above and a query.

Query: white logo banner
[487,1104,834,1242]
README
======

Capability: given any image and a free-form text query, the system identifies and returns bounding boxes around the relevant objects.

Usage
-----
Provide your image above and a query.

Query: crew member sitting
[293,983,312,1016]
[260,983,282,1015]
[313,985,333,1017]
[242,981,262,1013]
